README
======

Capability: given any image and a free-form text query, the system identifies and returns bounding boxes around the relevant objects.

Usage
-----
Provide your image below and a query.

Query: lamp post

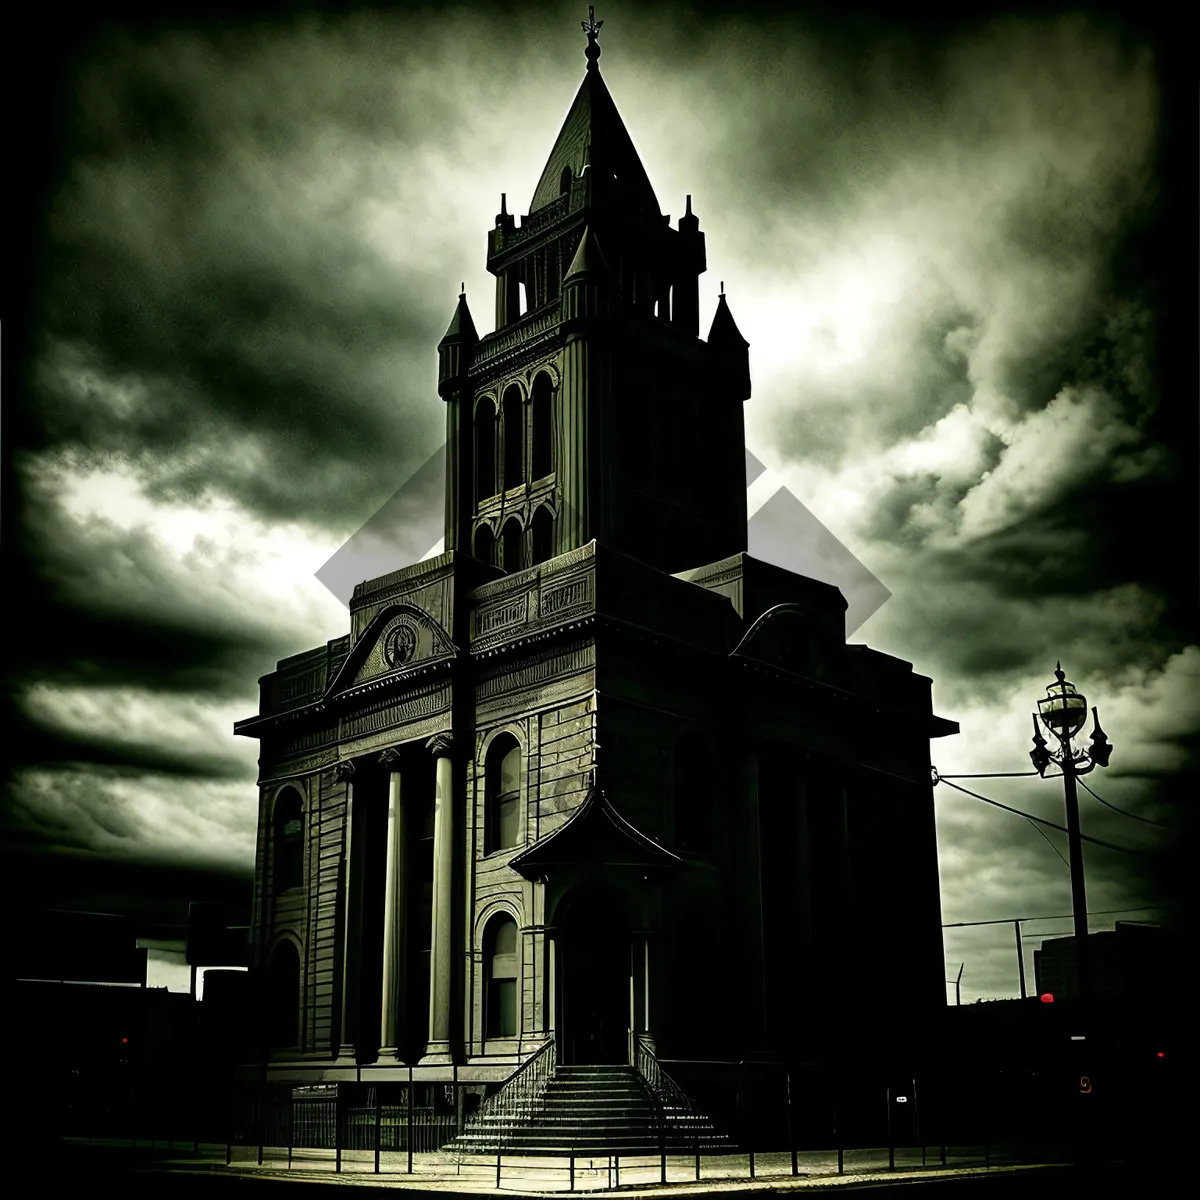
[1028,663,1113,1010]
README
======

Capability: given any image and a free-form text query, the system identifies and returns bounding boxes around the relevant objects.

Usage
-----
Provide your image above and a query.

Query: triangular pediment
[326,603,457,698]
[510,787,681,881]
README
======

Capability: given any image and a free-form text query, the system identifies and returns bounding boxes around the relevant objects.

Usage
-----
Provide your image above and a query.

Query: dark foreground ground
[48,1144,1173,1196]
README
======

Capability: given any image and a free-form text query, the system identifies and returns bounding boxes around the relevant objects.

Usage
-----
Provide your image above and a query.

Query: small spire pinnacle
[720,280,725,295]
[582,5,603,70]
[501,192,507,215]
[460,282,465,295]
[685,194,693,215]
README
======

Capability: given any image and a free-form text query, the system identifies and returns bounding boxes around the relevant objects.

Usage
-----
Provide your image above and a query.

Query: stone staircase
[444,1064,734,1157]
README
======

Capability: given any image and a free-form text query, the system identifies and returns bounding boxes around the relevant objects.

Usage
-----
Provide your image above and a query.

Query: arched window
[273,788,304,893]
[531,505,554,567]
[484,735,521,854]
[502,517,523,574]
[531,373,553,481]
[483,914,519,1039]
[267,939,301,1050]
[559,166,572,196]
[673,733,714,852]
[503,386,524,491]
[476,399,497,502]
[474,522,495,566]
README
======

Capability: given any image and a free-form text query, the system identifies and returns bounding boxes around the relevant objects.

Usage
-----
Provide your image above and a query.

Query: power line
[935,776,1148,856]
[1027,819,1069,868]
[1077,777,1178,831]
[938,771,1040,779]
[943,906,1173,929]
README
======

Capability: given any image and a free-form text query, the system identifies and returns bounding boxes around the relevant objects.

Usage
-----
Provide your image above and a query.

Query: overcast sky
[6,0,1195,1000]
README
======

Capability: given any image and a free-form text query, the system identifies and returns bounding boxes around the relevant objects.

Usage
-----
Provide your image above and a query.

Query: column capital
[425,731,454,756]
[379,747,402,768]
[334,760,356,782]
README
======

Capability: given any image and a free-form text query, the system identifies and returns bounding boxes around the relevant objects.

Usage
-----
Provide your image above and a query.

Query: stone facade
[235,33,956,1088]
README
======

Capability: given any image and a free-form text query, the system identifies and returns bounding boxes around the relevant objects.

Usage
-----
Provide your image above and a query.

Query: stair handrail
[633,1033,710,1146]
[460,1037,556,1150]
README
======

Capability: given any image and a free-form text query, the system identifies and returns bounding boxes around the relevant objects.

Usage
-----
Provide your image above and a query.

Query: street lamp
[1028,663,1114,1009]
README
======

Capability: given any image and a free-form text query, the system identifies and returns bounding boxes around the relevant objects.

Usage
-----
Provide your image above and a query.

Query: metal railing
[633,1035,717,1158]
[457,1037,556,1152]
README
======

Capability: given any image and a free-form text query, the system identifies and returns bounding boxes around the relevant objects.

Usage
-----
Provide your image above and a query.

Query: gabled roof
[509,786,682,880]
[529,67,661,221]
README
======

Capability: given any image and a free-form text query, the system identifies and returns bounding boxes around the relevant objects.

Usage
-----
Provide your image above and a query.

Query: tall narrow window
[273,788,304,893]
[502,517,523,574]
[559,166,572,196]
[531,373,553,481]
[473,523,495,565]
[267,940,301,1049]
[476,399,497,502]
[485,735,521,854]
[484,915,519,1039]
[503,386,524,491]
[531,505,554,566]
[673,733,714,852]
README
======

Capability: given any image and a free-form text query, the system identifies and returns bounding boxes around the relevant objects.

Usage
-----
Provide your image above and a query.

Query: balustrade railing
[459,1038,556,1151]
[633,1034,713,1150]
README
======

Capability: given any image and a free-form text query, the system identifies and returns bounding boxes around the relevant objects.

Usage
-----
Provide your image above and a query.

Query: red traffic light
[1040,993,1054,1004]
[120,1037,129,1044]
[1157,1051,1165,1058]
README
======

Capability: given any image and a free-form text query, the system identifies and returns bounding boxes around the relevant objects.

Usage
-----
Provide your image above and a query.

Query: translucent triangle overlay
[317,442,890,636]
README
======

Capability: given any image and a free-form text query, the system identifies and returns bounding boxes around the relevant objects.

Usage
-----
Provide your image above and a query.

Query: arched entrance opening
[557,891,631,1065]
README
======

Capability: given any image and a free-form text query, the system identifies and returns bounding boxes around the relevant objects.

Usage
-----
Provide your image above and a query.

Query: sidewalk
[112,1143,1077,1195]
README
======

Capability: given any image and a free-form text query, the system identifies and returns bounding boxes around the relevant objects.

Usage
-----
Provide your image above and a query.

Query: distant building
[1034,923,1167,1001]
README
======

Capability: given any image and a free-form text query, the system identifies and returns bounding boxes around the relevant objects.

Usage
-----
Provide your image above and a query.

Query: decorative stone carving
[426,731,454,757]
[383,621,419,668]
[333,760,355,782]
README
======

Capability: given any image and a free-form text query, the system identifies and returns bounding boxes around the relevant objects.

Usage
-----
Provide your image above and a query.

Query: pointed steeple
[437,288,478,397]
[707,287,748,348]
[440,287,478,345]
[707,287,750,401]
[564,225,612,284]
[528,13,659,220]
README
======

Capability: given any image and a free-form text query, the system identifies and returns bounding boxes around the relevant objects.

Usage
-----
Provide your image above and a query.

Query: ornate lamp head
[1029,713,1052,776]
[1037,662,1088,741]
[1088,707,1113,768]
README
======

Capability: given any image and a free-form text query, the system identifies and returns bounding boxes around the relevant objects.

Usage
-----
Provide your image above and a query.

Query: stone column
[631,930,653,1058]
[378,749,407,1059]
[335,760,357,1059]
[421,732,455,1064]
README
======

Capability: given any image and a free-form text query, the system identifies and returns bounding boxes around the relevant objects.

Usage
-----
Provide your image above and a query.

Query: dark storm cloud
[9,462,319,700]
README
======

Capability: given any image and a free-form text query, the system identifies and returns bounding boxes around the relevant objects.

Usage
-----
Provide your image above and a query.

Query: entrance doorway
[559,894,631,1065]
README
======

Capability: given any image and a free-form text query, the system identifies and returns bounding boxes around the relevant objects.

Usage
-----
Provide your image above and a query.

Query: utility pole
[1029,664,1112,1011]
[1014,921,1026,1000]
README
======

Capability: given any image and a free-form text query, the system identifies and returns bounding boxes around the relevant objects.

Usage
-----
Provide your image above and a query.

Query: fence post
[335,1085,342,1174]
[288,1085,293,1169]
[374,1087,382,1174]
[787,1072,797,1176]
[835,1092,842,1175]
[496,1150,501,1188]
[887,1087,894,1171]
[570,1151,575,1191]
[407,1069,414,1175]
[256,1081,264,1167]
[614,1155,619,1188]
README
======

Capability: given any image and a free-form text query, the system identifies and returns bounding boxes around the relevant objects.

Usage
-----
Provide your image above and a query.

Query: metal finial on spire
[685,194,693,215]
[582,5,603,69]
[460,282,465,295]
[720,280,725,295]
